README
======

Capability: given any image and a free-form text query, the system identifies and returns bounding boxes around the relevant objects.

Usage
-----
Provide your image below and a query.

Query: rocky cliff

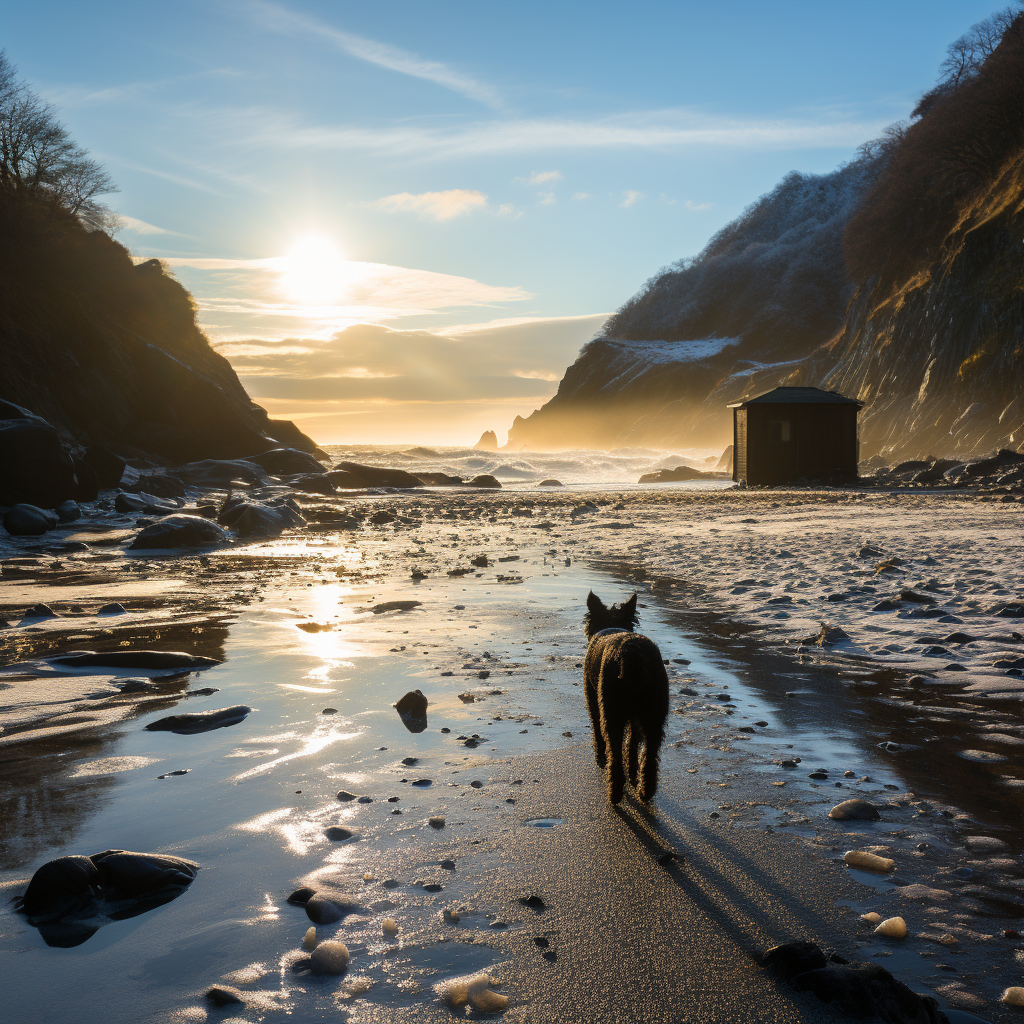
[509,12,1024,461]
[0,194,319,465]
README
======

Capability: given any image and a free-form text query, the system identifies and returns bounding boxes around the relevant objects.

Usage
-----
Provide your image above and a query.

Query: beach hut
[729,386,862,486]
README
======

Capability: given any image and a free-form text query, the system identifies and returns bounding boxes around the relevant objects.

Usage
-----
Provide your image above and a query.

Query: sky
[3,0,1007,444]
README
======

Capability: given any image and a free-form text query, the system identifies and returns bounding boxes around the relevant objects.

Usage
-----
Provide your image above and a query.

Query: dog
[583,591,669,805]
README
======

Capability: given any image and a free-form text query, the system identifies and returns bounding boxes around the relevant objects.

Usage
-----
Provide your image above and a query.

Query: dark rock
[20,856,101,920]
[411,779,432,787]
[71,460,99,501]
[145,705,251,734]
[538,479,563,487]
[205,986,244,1007]
[287,886,316,905]
[174,459,267,487]
[50,650,220,671]
[328,462,423,489]
[81,444,126,490]
[55,499,81,523]
[126,473,186,499]
[97,602,127,616]
[217,495,304,538]
[372,600,421,614]
[475,430,498,451]
[415,472,463,486]
[519,895,546,912]
[118,679,158,694]
[130,514,230,550]
[395,690,428,733]
[0,412,77,508]
[763,941,828,980]
[115,491,177,515]
[336,790,357,802]
[288,473,336,495]
[248,448,327,475]
[899,589,936,605]
[23,603,57,619]
[829,799,881,821]
[638,466,714,483]
[468,474,501,488]
[324,826,354,842]
[3,503,58,536]
[304,897,346,925]
[401,756,419,766]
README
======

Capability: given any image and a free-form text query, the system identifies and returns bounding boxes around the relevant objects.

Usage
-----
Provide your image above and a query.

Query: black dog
[583,591,669,804]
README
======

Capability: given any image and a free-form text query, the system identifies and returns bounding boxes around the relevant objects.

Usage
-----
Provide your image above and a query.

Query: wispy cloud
[572,192,592,201]
[232,108,887,161]
[620,190,644,208]
[514,169,563,185]
[102,155,227,195]
[115,214,176,235]
[243,0,501,108]
[685,199,712,210]
[536,192,556,205]
[367,188,488,222]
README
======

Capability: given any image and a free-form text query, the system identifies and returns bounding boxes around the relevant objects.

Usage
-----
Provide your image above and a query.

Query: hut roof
[728,386,863,409]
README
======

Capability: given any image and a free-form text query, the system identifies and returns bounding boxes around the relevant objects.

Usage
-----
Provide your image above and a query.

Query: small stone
[363,872,374,881]
[411,778,432,787]
[401,756,419,765]
[844,850,895,873]
[440,860,455,870]
[520,894,545,912]
[844,770,856,778]
[302,926,318,951]
[287,887,315,905]
[808,771,828,780]
[873,916,907,939]
[310,939,350,975]
[205,986,244,1007]
[829,799,881,821]
[382,917,398,936]
[860,912,882,924]
[322,707,338,714]
[324,826,354,842]
[305,897,345,924]
[435,973,508,1012]
[470,780,484,789]
[1003,988,1024,1007]
[357,796,373,804]
[965,835,1009,854]
[442,908,460,924]
[337,790,357,802]
[429,816,446,829]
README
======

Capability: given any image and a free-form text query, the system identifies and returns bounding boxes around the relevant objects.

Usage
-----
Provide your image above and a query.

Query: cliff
[0,194,319,464]
[509,12,1024,460]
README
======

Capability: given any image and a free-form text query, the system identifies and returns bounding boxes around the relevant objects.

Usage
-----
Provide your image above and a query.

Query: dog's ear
[623,593,638,620]
[586,591,605,616]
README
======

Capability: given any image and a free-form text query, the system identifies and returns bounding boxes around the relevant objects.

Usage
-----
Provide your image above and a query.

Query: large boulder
[287,474,336,495]
[416,472,463,486]
[114,491,179,516]
[328,462,423,489]
[248,448,327,475]
[80,445,126,489]
[174,460,267,487]
[638,466,714,484]
[469,474,501,488]
[3,504,59,536]
[126,473,186,499]
[217,495,305,538]
[129,514,230,550]
[0,412,78,508]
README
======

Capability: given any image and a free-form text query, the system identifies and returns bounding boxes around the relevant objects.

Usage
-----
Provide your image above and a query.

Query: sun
[280,236,347,305]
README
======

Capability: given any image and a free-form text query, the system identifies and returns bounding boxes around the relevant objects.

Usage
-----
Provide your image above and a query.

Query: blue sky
[3,0,1005,443]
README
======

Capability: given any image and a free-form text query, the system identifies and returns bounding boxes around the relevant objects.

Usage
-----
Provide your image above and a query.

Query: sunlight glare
[280,236,347,305]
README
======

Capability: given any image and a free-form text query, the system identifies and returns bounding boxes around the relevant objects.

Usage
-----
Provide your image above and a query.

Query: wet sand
[1,485,1022,1022]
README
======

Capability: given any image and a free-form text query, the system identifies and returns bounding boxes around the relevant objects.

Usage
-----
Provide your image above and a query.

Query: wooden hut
[729,387,862,486]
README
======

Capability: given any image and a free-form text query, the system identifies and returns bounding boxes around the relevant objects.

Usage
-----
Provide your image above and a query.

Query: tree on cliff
[0,51,115,225]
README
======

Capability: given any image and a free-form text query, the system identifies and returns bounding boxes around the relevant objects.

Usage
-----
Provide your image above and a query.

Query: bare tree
[0,50,116,225]
[937,5,1020,87]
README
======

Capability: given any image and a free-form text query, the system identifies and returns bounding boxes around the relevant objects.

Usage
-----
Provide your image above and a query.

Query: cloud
[234,108,889,161]
[514,170,563,185]
[367,188,488,222]
[620,190,644,207]
[572,192,592,201]
[243,0,501,108]
[115,214,176,235]
[536,192,556,205]
[686,199,712,210]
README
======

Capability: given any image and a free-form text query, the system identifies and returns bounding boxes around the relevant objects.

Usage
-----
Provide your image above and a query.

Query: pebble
[1003,987,1024,1006]
[442,908,460,924]
[965,835,1009,854]
[401,757,419,766]
[205,986,244,1007]
[357,796,373,804]
[322,707,337,714]
[305,897,345,924]
[829,799,881,821]
[310,940,350,975]
[471,780,484,789]
[382,917,398,936]
[412,779,432,787]
[844,850,895,873]
[520,895,546,912]
[363,872,374,881]
[435,973,508,1013]
[860,912,882,924]
[324,826,354,842]
[874,917,907,939]
[429,816,446,829]
[440,860,455,870]
[302,926,318,951]
[287,887,315,905]
[337,790,357,802]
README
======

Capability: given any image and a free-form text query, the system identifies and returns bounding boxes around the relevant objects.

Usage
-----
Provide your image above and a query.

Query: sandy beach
[2,479,1022,1022]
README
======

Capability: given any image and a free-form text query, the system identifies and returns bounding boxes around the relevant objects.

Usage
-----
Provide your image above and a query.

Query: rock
[415,472,464,486]
[874,916,907,939]
[289,473,336,495]
[829,799,881,821]
[145,706,251,734]
[0,411,78,508]
[130,514,230,550]
[429,816,446,829]
[23,603,57,619]
[205,986,245,1007]
[328,462,423,489]
[469,474,501,489]
[336,790,357,802]
[442,908,460,924]
[81,444,126,489]
[174,459,267,487]
[19,856,101,921]
[1003,988,1024,1007]
[395,690,428,732]
[538,479,563,487]
[50,650,220,671]
[638,466,714,483]
[127,474,186,499]
[400,757,418,766]
[114,491,178,515]
[324,826,354,842]
[964,835,1009,854]
[3,503,59,535]
[844,850,895,873]
[287,887,315,905]
[519,895,546,912]
[310,939,350,975]
[860,912,882,924]
[382,917,398,936]
[55,499,81,523]
[304,897,345,925]
[474,431,498,451]
[372,600,422,614]
[71,458,99,501]
[218,495,305,538]
[248,447,327,475]
[763,941,828,978]
[436,972,508,1013]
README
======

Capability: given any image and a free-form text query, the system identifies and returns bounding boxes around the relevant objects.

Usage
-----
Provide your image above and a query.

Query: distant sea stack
[474,430,498,451]
[508,12,1024,462]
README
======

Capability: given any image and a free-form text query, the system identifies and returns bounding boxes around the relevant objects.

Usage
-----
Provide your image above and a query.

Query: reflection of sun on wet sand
[1,485,1023,1019]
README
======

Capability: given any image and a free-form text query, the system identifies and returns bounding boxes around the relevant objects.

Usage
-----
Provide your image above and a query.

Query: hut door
[768,417,798,481]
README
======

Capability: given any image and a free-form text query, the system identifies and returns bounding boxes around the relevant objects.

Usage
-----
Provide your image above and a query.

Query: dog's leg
[627,723,641,789]
[584,680,607,768]
[638,717,665,803]
[601,702,627,805]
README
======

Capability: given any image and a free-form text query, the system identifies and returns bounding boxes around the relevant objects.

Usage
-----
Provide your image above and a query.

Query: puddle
[524,818,563,828]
